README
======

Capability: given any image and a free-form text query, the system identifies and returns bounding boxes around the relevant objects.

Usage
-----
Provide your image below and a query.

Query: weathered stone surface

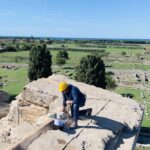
[0,122,34,150]
[21,79,61,109]
[18,104,48,124]
[8,122,34,144]
[0,142,9,150]
[6,100,19,126]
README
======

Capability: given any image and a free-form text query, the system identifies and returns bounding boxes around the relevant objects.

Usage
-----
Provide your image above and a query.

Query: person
[58,82,86,128]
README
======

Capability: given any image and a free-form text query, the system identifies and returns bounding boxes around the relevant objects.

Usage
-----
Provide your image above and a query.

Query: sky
[0,0,150,39]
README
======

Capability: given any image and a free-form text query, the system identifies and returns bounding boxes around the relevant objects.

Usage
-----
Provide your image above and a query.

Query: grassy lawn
[111,63,150,71]
[136,147,150,150]
[114,87,142,101]
[0,65,75,99]
[0,51,29,64]
[0,50,91,66]
[49,43,78,48]
[0,67,28,98]
[51,50,90,66]
[106,47,143,55]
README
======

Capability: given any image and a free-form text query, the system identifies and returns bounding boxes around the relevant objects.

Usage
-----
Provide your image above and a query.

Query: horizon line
[0,35,150,41]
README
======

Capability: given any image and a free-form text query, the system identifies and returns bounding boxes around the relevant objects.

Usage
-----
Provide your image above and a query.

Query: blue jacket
[62,84,86,107]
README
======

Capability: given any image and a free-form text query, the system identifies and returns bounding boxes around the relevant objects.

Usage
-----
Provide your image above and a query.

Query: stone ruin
[1,65,19,70]
[0,75,144,150]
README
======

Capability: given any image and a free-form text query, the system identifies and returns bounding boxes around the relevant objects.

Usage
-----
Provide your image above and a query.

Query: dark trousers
[71,94,86,122]
[71,100,86,122]
[71,104,79,122]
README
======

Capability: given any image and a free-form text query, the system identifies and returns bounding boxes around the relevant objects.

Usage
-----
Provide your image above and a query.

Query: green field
[136,147,150,150]
[0,67,28,100]
[0,51,29,63]
[0,50,91,65]
[106,47,143,55]
[111,63,150,71]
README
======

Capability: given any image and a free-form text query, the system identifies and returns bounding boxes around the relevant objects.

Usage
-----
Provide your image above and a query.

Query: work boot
[69,121,78,129]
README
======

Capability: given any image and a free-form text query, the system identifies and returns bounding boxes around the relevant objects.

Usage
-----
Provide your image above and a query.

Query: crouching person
[59,82,86,128]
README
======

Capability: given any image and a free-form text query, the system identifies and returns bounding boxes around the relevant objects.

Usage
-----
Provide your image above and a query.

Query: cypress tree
[28,44,52,81]
[75,55,106,89]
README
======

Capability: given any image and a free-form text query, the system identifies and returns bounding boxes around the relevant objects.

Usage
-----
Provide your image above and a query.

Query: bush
[121,93,134,98]
[121,51,126,56]
[105,73,117,90]
[75,55,106,89]
[0,43,5,47]
[56,50,69,66]
[15,56,24,63]
[56,58,66,66]
[4,45,17,52]
[19,43,31,51]
[57,50,69,60]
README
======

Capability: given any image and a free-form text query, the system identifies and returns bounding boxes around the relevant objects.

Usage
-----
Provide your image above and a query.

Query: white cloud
[32,12,64,22]
[0,12,16,16]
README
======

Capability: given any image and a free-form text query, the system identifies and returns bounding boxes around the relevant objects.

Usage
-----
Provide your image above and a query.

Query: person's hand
[61,107,65,112]
[61,107,70,116]
[66,100,73,105]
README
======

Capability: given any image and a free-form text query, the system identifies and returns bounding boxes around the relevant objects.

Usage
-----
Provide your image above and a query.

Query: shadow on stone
[137,127,150,145]
[80,116,135,137]
[8,94,17,103]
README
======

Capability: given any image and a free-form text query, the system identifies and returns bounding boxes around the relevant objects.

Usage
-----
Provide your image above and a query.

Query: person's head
[58,82,69,94]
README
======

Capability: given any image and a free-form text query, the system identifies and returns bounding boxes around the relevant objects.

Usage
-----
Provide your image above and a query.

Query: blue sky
[0,0,150,39]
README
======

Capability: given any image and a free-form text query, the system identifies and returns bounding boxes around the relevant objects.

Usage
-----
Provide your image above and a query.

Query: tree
[28,44,52,81]
[56,50,69,66]
[75,55,106,89]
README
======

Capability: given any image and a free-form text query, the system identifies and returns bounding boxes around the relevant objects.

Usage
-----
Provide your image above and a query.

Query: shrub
[105,73,117,90]
[75,55,106,89]
[4,45,17,52]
